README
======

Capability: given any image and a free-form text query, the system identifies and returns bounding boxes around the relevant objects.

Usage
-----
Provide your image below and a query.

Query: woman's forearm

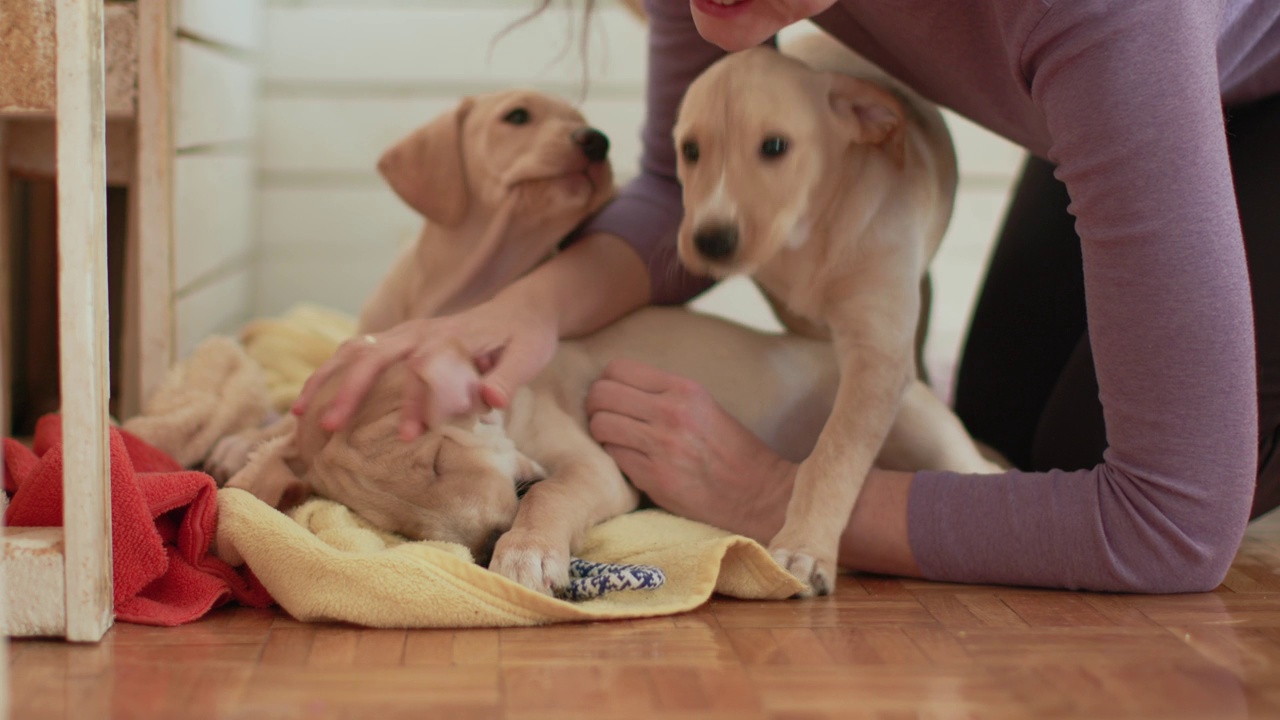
[838,468,922,578]
[745,464,923,579]
[502,231,652,340]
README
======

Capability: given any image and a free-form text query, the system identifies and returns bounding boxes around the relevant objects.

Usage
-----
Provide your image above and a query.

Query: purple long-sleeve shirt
[580,0,1280,593]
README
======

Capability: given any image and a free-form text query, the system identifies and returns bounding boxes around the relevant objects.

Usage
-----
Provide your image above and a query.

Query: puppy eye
[760,136,788,159]
[681,140,700,163]
[503,108,531,125]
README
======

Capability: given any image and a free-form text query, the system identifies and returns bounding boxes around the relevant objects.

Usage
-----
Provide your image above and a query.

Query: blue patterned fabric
[556,558,666,602]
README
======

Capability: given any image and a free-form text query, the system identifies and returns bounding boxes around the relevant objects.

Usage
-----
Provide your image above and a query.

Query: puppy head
[377,89,616,231]
[302,410,540,567]
[672,46,906,278]
[294,353,539,566]
[372,426,536,567]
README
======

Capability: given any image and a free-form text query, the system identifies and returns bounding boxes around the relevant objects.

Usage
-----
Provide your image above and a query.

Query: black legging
[953,92,1280,521]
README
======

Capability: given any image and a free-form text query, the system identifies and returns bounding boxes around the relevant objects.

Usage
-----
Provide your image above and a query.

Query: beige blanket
[215,488,803,627]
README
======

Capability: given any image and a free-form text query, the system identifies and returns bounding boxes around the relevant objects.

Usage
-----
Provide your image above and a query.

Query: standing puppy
[673,32,961,595]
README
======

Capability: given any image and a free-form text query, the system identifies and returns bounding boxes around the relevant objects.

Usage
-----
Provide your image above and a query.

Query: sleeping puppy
[203,89,614,513]
[671,31,965,595]
[274,299,996,590]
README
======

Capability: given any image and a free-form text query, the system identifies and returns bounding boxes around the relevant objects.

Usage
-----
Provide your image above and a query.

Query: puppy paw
[768,545,836,598]
[488,531,570,596]
[203,434,257,485]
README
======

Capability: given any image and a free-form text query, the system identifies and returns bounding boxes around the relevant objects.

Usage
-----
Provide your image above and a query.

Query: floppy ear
[825,73,907,166]
[377,97,475,227]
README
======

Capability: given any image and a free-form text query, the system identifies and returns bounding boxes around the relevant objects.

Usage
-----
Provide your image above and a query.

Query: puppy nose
[572,127,610,163]
[694,224,739,260]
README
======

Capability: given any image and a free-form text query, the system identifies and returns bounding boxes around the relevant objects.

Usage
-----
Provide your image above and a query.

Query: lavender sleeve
[908,2,1258,592]
[576,0,728,305]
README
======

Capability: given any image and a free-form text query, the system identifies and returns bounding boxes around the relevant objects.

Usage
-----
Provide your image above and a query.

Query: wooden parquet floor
[10,511,1280,720]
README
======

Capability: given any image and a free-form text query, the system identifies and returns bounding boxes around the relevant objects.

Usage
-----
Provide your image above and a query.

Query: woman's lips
[691,0,754,20]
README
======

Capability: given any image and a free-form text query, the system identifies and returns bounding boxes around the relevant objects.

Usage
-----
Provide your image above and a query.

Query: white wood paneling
[178,0,262,51]
[173,154,257,291]
[263,5,647,88]
[259,95,645,179]
[174,39,257,149]
[258,185,416,251]
[255,248,399,319]
[175,270,254,360]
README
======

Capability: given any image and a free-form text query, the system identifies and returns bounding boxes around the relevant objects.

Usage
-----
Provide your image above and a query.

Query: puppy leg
[204,413,298,485]
[224,432,313,510]
[489,404,641,595]
[876,379,1007,474]
[768,286,919,597]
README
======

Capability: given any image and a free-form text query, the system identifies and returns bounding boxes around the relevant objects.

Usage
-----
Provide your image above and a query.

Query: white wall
[170,0,265,359]
[251,0,1026,396]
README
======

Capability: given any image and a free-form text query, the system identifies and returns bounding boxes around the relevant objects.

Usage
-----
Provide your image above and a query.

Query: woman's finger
[584,378,667,423]
[598,358,689,394]
[481,334,554,410]
[320,346,404,431]
[292,349,347,415]
[415,346,481,428]
[398,370,429,440]
[588,410,655,456]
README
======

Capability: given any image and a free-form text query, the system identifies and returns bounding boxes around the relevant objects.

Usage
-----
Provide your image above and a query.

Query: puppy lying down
[222,50,1000,597]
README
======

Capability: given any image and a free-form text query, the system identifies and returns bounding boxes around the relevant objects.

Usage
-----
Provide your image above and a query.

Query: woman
[295,0,1280,593]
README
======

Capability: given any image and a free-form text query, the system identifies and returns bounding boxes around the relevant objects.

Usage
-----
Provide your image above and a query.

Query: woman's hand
[584,359,796,542]
[292,295,559,439]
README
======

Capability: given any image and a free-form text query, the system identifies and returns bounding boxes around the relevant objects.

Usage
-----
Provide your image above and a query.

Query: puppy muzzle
[693,223,740,261]
[572,127,611,164]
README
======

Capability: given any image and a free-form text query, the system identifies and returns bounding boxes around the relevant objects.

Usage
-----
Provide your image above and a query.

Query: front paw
[203,433,257,485]
[768,534,837,598]
[488,531,570,596]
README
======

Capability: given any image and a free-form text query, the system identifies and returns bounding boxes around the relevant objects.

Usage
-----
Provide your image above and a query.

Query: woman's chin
[689,0,838,51]
[690,13,778,51]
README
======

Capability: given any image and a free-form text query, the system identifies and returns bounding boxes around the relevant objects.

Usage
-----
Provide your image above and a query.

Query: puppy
[203,89,614,502]
[672,31,971,595]
[281,300,995,592]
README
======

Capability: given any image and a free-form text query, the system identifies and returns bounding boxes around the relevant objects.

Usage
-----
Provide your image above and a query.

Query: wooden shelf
[0,0,138,119]
[0,527,67,638]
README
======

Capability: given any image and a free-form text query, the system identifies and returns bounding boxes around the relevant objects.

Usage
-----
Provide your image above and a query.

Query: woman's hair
[492,0,648,98]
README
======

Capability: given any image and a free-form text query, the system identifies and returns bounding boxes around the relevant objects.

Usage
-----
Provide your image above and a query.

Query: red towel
[3,414,274,626]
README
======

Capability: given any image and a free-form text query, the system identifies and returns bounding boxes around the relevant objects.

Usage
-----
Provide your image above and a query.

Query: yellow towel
[238,303,358,413]
[214,488,803,627]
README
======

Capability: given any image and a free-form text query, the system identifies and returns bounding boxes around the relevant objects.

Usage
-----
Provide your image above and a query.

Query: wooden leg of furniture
[122,0,175,420]
[56,0,114,643]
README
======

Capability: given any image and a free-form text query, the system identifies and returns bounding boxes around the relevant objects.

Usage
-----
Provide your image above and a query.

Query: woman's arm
[574,0,744,305]
[907,1,1257,593]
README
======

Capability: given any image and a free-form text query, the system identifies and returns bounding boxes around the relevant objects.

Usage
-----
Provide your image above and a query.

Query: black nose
[694,224,739,260]
[573,127,610,163]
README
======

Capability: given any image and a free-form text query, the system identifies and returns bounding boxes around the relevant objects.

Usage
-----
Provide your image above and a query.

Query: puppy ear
[825,73,907,165]
[377,97,475,227]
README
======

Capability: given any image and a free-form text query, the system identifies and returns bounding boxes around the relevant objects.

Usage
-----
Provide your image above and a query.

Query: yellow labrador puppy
[203,89,615,493]
[672,32,965,595]
[268,301,994,588]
